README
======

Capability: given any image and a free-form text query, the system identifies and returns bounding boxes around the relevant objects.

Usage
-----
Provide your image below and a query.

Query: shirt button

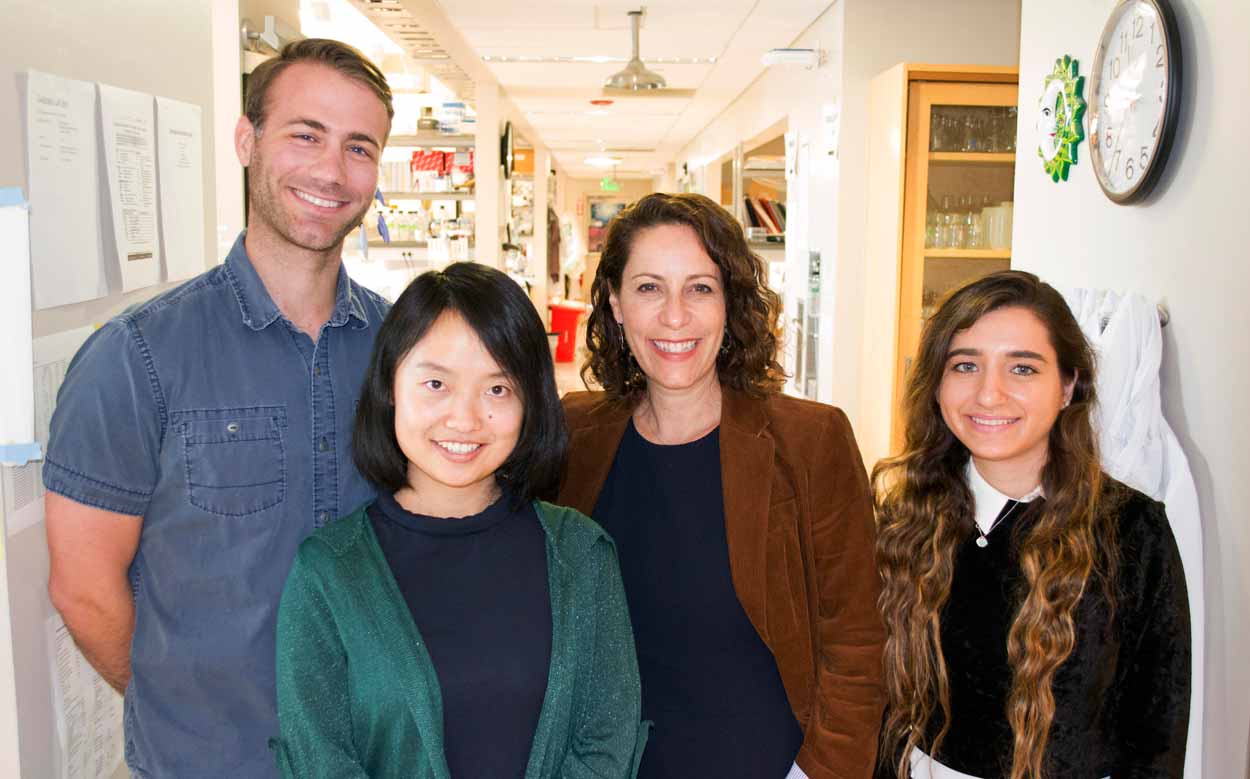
[318,511,329,524]
[314,365,321,377]
[318,436,329,452]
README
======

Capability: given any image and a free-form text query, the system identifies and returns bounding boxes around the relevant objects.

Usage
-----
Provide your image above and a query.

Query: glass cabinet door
[893,80,1018,449]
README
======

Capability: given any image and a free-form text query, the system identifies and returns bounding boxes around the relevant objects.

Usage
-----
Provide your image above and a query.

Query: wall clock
[1087,0,1182,204]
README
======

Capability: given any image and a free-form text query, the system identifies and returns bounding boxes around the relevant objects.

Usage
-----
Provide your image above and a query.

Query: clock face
[1088,0,1181,203]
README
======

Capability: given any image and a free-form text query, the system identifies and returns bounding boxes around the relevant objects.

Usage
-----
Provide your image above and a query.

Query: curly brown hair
[581,192,785,400]
[872,271,1118,779]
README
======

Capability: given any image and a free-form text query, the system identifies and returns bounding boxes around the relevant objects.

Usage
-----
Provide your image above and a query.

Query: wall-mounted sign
[1036,55,1087,182]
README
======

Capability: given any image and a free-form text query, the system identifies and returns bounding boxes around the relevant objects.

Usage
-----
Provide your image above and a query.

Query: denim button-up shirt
[44,234,390,778]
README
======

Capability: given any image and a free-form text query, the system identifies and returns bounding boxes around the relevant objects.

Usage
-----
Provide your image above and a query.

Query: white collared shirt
[965,459,1043,538]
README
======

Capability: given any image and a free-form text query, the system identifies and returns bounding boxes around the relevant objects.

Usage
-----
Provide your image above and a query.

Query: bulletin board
[0,1,221,776]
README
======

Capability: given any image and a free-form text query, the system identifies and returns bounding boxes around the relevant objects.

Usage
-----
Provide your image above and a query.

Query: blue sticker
[0,187,29,207]
[0,442,42,466]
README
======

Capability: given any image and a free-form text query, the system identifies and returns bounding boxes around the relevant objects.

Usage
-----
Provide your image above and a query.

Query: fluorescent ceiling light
[585,155,624,168]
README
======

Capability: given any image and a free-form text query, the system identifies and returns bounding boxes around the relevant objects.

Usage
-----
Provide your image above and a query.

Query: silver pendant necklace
[975,500,1020,548]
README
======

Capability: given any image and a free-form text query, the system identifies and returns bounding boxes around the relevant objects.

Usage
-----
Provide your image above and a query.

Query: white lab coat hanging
[1064,288,1204,779]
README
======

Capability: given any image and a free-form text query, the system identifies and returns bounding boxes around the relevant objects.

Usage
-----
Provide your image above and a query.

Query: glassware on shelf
[948,195,969,248]
[961,112,990,152]
[930,108,955,152]
[934,194,952,249]
[964,197,984,250]
[929,193,1008,250]
[931,106,1021,154]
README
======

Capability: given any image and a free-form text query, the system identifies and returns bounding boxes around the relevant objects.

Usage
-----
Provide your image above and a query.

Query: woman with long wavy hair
[873,271,1190,779]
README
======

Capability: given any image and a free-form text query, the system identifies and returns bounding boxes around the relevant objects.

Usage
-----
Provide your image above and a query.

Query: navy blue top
[368,490,552,778]
[592,421,802,778]
[44,234,389,777]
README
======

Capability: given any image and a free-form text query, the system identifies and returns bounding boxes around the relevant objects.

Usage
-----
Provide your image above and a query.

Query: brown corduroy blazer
[558,388,885,779]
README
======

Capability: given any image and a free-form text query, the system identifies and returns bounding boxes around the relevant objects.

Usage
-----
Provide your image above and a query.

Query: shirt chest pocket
[176,406,287,517]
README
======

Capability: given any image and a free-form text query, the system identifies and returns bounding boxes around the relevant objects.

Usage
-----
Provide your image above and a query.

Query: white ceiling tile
[388,0,834,178]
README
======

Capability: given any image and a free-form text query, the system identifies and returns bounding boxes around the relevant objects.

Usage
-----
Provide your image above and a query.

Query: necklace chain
[975,500,1021,548]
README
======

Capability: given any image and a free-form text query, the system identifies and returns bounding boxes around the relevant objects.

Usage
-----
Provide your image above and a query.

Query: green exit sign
[599,176,621,192]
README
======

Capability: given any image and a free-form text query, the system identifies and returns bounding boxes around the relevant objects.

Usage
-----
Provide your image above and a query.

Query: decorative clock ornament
[1035,55,1087,182]
[1088,0,1182,204]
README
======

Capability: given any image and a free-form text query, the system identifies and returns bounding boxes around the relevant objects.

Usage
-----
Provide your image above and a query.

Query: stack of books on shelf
[744,197,786,238]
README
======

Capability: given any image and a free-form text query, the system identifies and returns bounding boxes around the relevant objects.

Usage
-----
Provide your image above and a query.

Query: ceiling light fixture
[585,155,624,168]
[480,55,715,65]
[604,10,666,91]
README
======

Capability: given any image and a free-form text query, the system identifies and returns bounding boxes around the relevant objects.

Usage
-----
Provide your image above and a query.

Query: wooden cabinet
[861,65,1018,464]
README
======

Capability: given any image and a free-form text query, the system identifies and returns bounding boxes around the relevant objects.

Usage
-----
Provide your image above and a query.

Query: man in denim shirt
[43,40,393,777]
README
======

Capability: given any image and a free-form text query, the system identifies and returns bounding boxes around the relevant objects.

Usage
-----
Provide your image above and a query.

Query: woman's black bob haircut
[353,262,567,507]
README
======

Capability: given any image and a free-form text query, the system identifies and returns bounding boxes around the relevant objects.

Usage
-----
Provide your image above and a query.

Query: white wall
[1013,2,1250,776]
[213,0,245,262]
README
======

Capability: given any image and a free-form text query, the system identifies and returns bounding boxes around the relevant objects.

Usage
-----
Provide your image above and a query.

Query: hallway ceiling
[360,1,831,180]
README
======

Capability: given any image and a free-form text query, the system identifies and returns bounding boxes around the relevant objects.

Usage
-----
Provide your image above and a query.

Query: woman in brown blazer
[558,192,884,779]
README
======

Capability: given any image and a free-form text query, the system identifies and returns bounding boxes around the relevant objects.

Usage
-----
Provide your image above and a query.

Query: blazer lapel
[560,406,631,516]
[719,390,774,634]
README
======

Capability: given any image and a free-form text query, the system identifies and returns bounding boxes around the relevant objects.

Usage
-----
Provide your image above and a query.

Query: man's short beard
[247,141,370,253]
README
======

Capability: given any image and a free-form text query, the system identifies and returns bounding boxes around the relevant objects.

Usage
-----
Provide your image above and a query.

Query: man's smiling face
[237,62,390,254]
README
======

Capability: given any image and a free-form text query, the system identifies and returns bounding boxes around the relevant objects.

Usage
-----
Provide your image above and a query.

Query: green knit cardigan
[270,500,648,778]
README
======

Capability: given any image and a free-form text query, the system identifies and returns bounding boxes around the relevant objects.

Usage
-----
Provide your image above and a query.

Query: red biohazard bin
[548,302,586,363]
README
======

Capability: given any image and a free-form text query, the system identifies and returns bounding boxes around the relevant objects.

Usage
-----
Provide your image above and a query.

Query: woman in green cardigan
[271,262,646,778]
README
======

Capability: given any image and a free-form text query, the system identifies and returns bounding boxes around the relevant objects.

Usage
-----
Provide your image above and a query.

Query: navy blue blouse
[593,421,802,778]
[369,491,552,778]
